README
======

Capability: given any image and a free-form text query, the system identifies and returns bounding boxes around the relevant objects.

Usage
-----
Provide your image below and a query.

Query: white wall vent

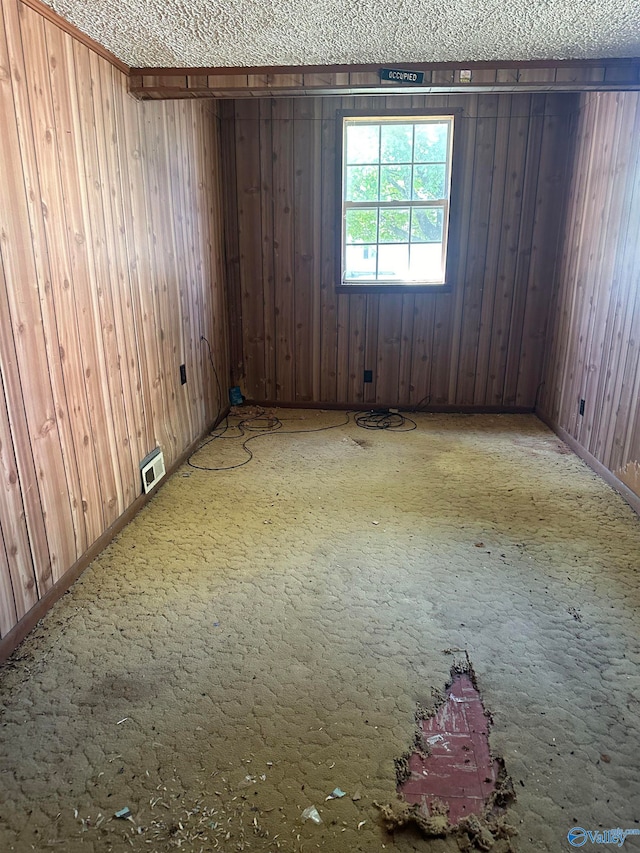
[140,447,165,494]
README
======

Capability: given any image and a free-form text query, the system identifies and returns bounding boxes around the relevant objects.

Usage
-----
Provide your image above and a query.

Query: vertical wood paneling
[540,91,640,500]
[20,4,93,564]
[310,101,323,403]
[72,41,128,523]
[235,99,265,401]
[434,97,475,405]
[319,97,341,402]
[0,520,17,636]
[140,102,184,460]
[99,55,153,464]
[515,95,573,408]
[272,98,295,401]
[259,99,276,402]
[604,102,640,473]
[0,212,52,602]
[0,540,16,636]
[336,294,350,403]
[203,103,230,422]
[408,295,435,406]
[0,0,76,586]
[484,94,531,405]
[575,95,628,450]
[112,65,159,452]
[472,94,511,404]
[220,100,243,383]
[94,52,145,501]
[375,296,402,405]
[363,295,380,405]
[503,94,546,405]
[50,31,123,530]
[224,93,572,409]
[93,48,139,511]
[397,294,416,403]
[293,98,316,402]
[112,52,176,462]
[347,294,366,404]
[455,94,498,404]
[171,101,203,430]
[0,0,229,639]
[0,323,38,621]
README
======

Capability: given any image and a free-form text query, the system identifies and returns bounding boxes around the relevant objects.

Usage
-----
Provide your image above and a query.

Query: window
[339,114,454,289]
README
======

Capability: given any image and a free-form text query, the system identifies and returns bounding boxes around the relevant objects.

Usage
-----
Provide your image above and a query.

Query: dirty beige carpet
[1,412,639,853]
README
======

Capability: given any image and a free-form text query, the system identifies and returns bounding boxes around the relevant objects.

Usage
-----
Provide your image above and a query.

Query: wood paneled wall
[0,0,229,639]
[539,91,640,500]
[221,93,574,408]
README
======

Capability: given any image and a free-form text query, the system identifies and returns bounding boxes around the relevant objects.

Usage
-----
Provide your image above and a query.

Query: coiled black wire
[353,410,417,431]
[188,408,416,472]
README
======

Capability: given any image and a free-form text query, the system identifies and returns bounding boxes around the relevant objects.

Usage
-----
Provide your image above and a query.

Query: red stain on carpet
[398,673,501,825]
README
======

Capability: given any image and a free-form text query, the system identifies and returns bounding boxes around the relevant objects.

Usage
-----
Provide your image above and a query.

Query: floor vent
[140,447,165,494]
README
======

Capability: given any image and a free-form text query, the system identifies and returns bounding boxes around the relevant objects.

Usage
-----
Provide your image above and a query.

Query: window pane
[345,209,378,244]
[379,208,409,243]
[345,245,377,279]
[411,208,444,243]
[342,116,452,286]
[413,164,446,200]
[346,124,379,164]
[380,124,413,163]
[378,244,409,280]
[380,165,411,201]
[409,243,443,281]
[414,122,449,162]
[346,165,379,202]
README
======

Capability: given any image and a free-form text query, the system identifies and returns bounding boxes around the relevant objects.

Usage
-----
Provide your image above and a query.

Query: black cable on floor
[188,406,417,472]
[187,410,351,472]
[354,410,417,431]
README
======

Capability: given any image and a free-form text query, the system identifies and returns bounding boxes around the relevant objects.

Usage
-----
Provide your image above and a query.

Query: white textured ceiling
[43,0,640,68]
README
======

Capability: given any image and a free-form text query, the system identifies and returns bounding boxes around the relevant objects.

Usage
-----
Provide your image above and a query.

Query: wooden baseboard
[245,399,535,414]
[0,409,229,664]
[537,409,640,518]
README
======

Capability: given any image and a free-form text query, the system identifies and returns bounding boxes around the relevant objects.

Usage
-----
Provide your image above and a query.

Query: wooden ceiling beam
[130,60,640,100]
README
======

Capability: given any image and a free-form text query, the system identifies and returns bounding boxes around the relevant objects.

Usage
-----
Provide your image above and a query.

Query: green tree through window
[341,115,453,286]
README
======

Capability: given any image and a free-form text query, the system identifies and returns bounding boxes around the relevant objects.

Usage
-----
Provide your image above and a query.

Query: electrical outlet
[364,370,373,383]
[180,364,187,385]
[579,398,585,416]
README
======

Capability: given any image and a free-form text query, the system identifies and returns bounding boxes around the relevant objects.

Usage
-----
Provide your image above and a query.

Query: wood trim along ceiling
[132,58,640,76]
[20,0,129,73]
[130,61,640,99]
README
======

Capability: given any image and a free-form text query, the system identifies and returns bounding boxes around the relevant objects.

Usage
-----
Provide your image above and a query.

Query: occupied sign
[380,68,425,84]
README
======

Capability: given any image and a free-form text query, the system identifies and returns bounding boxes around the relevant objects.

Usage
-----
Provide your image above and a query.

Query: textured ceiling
[43,0,640,68]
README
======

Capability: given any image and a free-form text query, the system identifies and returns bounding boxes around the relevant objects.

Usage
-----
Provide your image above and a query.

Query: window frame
[335,108,463,294]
